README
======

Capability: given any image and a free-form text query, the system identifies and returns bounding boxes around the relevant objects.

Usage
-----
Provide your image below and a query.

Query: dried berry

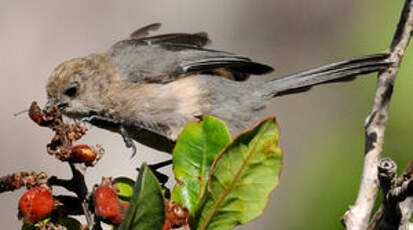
[165,201,189,228]
[28,102,50,127]
[18,186,54,224]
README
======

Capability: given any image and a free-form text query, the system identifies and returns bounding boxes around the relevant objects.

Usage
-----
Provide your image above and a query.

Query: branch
[397,160,413,230]
[367,159,413,230]
[48,163,101,229]
[399,190,413,230]
[342,0,413,229]
[0,171,48,193]
[54,195,84,216]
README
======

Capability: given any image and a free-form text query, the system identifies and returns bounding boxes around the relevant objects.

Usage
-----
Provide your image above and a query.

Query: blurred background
[0,0,412,229]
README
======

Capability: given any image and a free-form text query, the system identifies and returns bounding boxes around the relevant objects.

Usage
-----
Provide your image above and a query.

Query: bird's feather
[129,23,162,39]
[108,24,274,83]
[262,53,392,97]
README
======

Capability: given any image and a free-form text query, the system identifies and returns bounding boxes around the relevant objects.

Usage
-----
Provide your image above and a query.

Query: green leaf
[22,216,82,230]
[120,163,166,230]
[21,223,36,230]
[161,185,171,200]
[22,217,51,230]
[172,116,232,214]
[114,177,135,203]
[191,117,283,230]
[54,216,83,230]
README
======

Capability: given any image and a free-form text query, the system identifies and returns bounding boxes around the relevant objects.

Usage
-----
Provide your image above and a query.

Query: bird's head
[45,54,112,119]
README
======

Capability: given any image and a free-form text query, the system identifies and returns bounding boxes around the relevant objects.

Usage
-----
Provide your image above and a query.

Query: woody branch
[342,0,413,229]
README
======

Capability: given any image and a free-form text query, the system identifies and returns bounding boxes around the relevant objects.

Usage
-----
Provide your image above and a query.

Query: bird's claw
[120,126,137,158]
[80,116,94,123]
[81,115,120,125]
[123,135,137,158]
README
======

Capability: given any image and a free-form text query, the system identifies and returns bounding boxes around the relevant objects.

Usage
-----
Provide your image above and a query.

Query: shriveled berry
[18,186,54,224]
[94,185,121,223]
[28,102,49,127]
[165,202,189,228]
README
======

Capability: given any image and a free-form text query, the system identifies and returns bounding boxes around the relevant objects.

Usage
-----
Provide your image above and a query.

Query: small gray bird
[45,23,391,154]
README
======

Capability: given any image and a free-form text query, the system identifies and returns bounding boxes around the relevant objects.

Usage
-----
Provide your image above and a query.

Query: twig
[0,171,48,193]
[367,158,413,230]
[397,160,413,230]
[399,197,413,230]
[49,163,100,229]
[342,0,413,229]
[54,195,84,216]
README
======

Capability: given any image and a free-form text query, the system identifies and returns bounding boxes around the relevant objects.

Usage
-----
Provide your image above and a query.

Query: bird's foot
[80,115,120,127]
[120,126,137,158]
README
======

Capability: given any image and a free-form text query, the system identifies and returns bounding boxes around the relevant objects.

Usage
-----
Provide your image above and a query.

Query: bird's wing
[107,24,274,83]
[129,23,162,39]
[115,23,211,48]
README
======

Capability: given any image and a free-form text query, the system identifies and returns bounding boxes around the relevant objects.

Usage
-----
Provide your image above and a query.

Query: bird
[45,23,392,154]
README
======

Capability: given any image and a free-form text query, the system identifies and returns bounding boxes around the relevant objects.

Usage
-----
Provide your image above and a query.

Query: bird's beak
[44,100,68,113]
[44,100,54,111]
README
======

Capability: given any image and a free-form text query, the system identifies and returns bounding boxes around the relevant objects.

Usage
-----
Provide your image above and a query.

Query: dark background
[0,1,412,229]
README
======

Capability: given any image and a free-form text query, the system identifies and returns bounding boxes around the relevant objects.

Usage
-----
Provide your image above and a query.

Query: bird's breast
[102,76,211,140]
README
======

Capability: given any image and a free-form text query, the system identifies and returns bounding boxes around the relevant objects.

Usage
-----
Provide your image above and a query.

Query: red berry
[28,102,46,126]
[110,205,126,225]
[94,185,121,222]
[162,219,172,230]
[28,102,54,127]
[18,186,54,224]
[120,202,129,211]
[69,145,97,164]
[109,202,129,225]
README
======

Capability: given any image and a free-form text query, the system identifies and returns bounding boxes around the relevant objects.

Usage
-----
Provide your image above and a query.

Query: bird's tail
[260,53,392,97]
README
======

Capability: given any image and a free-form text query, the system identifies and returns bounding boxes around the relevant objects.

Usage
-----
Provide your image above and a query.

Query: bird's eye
[63,86,78,97]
